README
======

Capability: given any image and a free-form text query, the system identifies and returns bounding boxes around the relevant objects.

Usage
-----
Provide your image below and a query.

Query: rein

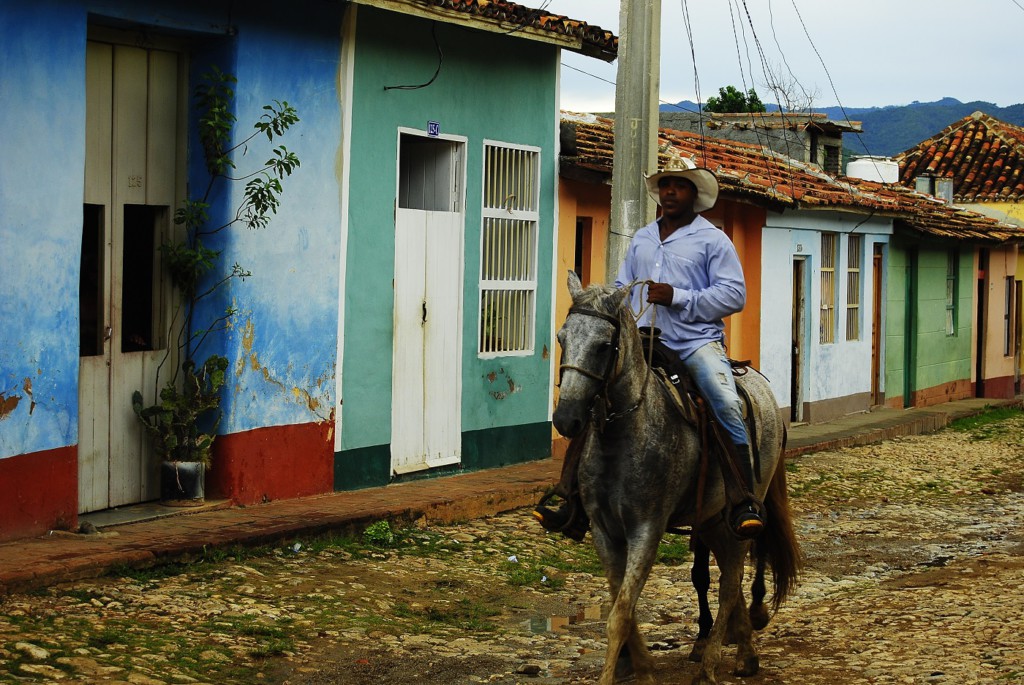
[559,283,659,430]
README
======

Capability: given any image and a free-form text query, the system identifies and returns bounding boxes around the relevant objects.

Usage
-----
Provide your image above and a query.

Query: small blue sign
[427,120,440,137]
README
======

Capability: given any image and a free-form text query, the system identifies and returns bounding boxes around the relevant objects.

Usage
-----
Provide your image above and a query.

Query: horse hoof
[688,639,706,662]
[749,604,770,631]
[734,654,760,677]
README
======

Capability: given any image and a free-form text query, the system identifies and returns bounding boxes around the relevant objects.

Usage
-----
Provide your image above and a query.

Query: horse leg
[691,536,754,685]
[725,547,765,644]
[724,585,759,677]
[595,529,659,685]
[688,535,713,663]
[748,542,770,631]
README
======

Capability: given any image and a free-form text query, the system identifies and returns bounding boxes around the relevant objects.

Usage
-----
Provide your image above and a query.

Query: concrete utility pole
[607,0,661,279]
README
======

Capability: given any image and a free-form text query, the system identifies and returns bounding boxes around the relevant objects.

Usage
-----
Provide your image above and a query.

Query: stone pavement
[0,396,1018,595]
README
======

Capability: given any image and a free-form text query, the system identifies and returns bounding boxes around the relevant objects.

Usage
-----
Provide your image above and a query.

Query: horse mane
[574,282,635,328]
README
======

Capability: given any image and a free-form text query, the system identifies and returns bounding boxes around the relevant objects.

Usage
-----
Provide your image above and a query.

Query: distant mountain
[660,98,1024,157]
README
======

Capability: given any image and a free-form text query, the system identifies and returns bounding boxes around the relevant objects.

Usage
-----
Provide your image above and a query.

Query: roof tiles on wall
[561,113,1024,244]
[391,0,617,58]
[896,111,1024,203]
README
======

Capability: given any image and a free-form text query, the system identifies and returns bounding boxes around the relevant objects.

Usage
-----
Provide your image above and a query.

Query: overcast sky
[543,0,1024,113]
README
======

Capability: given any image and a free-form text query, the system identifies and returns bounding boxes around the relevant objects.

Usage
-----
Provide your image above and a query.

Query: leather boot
[533,493,589,542]
[532,436,590,541]
[721,442,766,539]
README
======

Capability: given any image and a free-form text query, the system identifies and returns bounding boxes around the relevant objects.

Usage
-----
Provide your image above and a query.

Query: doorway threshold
[80,499,232,530]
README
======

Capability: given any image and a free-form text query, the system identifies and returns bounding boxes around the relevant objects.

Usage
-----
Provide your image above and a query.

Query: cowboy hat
[644,158,719,213]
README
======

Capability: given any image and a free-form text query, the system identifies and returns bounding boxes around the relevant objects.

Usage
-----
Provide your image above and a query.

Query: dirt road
[2,411,1022,684]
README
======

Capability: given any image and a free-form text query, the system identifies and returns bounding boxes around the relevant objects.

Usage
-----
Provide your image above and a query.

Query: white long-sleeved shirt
[615,215,746,361]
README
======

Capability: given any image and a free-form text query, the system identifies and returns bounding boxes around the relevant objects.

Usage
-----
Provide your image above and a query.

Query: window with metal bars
[820,232,837,344]
[479,142,540,355]
[946,251,958,336]
[845,235,862,341]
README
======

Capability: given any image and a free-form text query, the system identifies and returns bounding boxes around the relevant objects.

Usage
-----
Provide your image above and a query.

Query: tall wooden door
[870,246,884,406]
[78,40,183,512]
[790,257,807,423]
[391,133,465,474]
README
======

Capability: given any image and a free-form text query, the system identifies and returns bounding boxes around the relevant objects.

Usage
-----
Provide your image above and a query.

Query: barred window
[846,235,863,340]
[820,232,837,344]
[479,142,540,355]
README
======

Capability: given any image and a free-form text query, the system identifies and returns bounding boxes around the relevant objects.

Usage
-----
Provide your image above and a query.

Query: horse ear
[567,270,583,299]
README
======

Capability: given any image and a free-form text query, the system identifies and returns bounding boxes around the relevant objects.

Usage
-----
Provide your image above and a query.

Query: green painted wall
[885,235,973,400]
[339,8,557,463]
[334,421,552,489]
[884,244,907,399]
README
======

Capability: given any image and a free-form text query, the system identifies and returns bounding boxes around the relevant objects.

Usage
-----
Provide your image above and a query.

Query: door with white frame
[391,131,466,474]
[79,37,184,512]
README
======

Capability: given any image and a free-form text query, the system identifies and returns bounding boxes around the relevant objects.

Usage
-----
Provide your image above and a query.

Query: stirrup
[532,493,588,542]
[730,503,764,540]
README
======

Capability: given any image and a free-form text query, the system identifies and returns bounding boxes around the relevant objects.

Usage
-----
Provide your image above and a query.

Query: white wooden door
[79,41,182,512]
[392,209,463,474]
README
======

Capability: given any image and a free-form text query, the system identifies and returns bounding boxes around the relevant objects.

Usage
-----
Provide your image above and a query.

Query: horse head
[553,271,633,438]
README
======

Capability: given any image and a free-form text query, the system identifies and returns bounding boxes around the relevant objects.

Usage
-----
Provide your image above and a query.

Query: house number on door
[127,175,143,188]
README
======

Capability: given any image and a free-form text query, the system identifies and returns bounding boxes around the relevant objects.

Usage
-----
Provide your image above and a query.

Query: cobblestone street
[2,411,1022,684]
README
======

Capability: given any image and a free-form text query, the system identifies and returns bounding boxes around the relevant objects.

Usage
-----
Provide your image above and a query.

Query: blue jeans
[680,341,748,447]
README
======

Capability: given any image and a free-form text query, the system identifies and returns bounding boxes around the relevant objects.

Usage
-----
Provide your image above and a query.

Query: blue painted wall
[0,0,343,460]
[0,1,88,458]
[339,7,558,456]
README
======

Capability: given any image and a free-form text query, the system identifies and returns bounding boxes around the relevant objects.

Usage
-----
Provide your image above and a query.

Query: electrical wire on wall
[501,0,553,37]
[561,63,704,117]
[385,22,443,91]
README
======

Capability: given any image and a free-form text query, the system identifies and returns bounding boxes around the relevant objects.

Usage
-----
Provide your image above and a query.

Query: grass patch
[946,407,1023,440]
[789,472,833,498]
[423,598,500,632]
[109,544,275,584]
[87,626,123,648]
[503,560,553,587]
[60,588,103,604]
[249,638,294,658]
[657,535,692,566]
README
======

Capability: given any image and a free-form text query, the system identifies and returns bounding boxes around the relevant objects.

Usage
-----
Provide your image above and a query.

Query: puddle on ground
[522,604,607,633]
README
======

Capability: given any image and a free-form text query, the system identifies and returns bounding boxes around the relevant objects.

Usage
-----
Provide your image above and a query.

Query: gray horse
[553,272,801,685]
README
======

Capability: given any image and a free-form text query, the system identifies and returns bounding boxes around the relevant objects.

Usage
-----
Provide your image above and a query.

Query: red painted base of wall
[977,375,1016,400]
[0,446,78,542]
[912,379,973,408]
[207,422,335,506]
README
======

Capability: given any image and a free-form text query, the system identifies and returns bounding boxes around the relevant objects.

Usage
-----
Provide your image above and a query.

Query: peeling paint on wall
[484,367,521,401]
[0,378,34,421]
[0,393,20,420]
[234,318,333,422]
[23,378,35,415]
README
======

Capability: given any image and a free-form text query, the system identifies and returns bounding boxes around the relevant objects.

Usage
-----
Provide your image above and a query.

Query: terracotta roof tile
[895,111,1024,203]
[561,113,1024,244]
[387,0,617,59]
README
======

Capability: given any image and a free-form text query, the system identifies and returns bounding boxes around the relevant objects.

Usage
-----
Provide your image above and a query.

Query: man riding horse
[536,158,765,540]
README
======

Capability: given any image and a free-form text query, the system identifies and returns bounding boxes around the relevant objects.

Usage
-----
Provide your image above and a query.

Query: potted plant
[132,67,299,506]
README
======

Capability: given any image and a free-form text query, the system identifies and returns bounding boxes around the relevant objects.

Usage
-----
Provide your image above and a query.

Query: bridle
[558,304,652,428]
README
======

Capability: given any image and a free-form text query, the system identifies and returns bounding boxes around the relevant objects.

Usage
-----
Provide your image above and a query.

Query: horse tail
[757,432,803,613]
